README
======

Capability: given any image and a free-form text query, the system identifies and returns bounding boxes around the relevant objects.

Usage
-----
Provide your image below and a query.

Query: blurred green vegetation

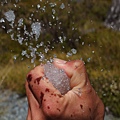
[0,0,120,117]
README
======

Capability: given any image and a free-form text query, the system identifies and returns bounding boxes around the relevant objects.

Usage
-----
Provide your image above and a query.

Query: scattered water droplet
[71,48,77,54]
[2,26,5,29]
[87,58,91,62]
[31,22,41,40]
[13,55,17,60]
[49,2,56,8]
[66,52,72,57]
[52,9,56,14]
[82,42,84,45]
[18,18,23,26]
[92,51,95,53]
[60,3,65,9]
[14,4,17,7]
[52,15,55,19]
[0,18,5,23]
[4,10,15,22]
[45,47,49,53]
[103,93,106,96]
[37,4,40,9]
[21,50,27,56]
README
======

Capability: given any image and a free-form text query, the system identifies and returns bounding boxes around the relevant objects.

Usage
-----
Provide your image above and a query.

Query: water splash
[44,62,70,94]
[31,22,41,40]
[4,10,15,28]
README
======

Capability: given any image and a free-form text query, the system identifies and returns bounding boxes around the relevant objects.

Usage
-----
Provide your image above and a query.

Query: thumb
[53,58,90,90]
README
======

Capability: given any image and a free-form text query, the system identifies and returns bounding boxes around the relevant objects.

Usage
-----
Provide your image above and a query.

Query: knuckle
[74,60,85,68]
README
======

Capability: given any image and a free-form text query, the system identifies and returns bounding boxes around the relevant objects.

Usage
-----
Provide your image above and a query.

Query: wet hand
[25,58,104,120]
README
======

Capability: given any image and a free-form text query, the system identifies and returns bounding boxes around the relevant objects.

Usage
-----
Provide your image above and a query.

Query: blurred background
[0,0,120,120]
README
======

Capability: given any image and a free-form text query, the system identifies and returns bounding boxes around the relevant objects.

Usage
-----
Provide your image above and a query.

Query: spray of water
[0,0,80,63]
[44,62,70,94]
[0,0,80,92]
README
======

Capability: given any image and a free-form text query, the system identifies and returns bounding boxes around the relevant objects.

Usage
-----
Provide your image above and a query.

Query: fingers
[25,59,105,120]
[53,58,89,89]
[26,64,61,106]
[25,81,46,120]
[26,64,69,119]
[53,58,86,77]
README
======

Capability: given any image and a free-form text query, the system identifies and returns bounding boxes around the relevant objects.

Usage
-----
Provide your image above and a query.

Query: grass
[0,59,31,95]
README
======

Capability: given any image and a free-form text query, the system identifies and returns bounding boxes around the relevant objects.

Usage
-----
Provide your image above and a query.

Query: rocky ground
[0,89,120,120]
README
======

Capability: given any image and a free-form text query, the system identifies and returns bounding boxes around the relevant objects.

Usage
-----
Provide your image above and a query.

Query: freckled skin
[80,104,83,109]
[25,59,105,120]
[35,77,42,85]
[45,88,50,92]
[27,74,32,82]
[40,92,44,106]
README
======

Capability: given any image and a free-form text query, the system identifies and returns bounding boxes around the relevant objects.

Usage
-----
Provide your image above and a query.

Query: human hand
[26,58,104,120]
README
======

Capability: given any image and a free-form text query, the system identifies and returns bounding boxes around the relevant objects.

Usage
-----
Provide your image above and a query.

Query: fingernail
[54,58,67,64]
